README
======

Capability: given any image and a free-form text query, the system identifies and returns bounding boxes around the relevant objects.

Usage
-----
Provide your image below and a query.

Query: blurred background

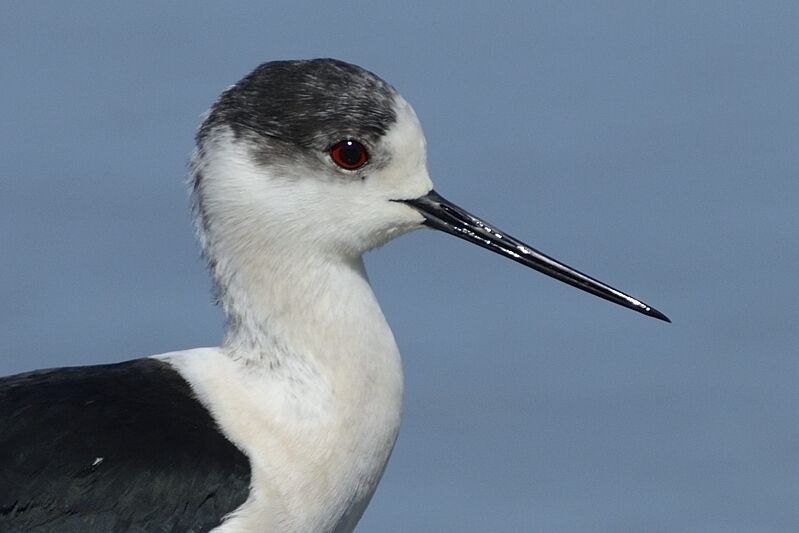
[2,2,798,531]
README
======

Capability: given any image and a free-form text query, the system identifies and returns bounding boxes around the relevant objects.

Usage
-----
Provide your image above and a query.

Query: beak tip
[646,307,671,323]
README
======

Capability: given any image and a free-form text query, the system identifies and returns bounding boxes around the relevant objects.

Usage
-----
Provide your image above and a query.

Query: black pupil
[339,141,363,166]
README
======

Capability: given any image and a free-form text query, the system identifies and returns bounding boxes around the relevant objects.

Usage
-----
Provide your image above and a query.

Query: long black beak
[401,190,670,322]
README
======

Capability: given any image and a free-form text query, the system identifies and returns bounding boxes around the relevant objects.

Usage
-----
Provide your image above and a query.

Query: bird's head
[191,58,668,322]
[191,58,431,262]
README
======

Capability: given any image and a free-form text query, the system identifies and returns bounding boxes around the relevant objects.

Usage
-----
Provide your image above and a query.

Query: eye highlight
[329,140,369,170]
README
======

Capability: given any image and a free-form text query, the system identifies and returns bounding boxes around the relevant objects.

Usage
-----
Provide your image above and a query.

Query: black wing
[0,358,251,533]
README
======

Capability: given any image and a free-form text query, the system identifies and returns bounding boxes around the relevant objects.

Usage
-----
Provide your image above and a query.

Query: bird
[0,58,668,532]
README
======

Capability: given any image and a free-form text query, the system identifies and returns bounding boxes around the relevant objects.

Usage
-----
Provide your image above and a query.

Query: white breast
[157,282,403,533]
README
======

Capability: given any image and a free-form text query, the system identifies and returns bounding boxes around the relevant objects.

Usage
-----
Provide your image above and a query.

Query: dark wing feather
[0,358,251,532]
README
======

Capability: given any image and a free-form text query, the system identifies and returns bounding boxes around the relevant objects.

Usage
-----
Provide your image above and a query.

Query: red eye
[329,140,369,170]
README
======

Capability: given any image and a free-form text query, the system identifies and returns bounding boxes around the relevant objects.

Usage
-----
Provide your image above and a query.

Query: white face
[194,96,434,260]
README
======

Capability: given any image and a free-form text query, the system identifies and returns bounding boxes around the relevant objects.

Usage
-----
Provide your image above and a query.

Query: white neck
[220,241,392,369]
[171,228,404,532]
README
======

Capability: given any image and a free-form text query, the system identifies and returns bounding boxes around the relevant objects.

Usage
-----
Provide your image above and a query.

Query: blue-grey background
[2,2,797,531]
